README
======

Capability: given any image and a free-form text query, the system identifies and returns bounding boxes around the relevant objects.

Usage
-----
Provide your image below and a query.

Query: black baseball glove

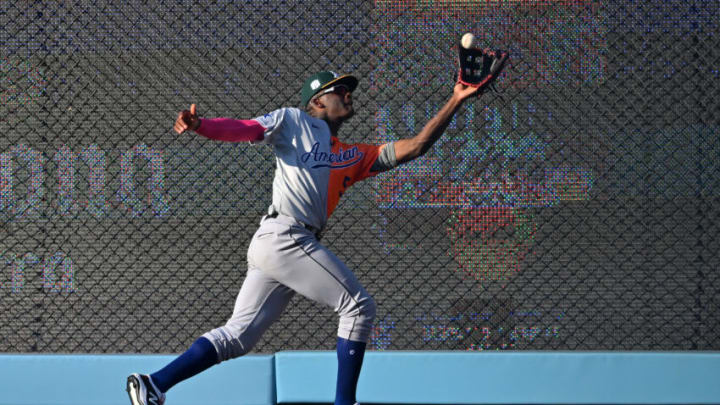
[457,41,509,92]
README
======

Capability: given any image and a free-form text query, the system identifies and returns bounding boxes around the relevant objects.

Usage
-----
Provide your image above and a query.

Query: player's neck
[308,108,341,136]
[324,119,342,137]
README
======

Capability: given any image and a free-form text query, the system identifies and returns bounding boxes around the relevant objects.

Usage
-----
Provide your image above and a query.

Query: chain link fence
[1,0,718,353]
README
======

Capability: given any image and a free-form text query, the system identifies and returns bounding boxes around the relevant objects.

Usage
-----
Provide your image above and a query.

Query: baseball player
[127,71,485,405]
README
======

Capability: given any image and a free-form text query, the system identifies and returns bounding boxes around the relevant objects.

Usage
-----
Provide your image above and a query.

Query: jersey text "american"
[301,142,364,169]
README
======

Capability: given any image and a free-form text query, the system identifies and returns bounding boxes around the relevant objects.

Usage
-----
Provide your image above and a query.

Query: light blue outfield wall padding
[0,354,275,405]
[274,351,720,404]
[2,352,720,404]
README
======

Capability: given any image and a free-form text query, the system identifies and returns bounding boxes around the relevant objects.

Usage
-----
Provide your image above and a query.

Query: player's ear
[312,96,325,109]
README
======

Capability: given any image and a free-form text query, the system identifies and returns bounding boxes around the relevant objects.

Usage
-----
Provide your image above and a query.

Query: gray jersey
[252,107,396,230]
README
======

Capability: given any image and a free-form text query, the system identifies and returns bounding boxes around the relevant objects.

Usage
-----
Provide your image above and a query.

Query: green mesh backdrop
[1,0,718,353]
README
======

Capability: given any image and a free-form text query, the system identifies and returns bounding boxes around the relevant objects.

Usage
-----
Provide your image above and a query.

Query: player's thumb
[190,103,197,117]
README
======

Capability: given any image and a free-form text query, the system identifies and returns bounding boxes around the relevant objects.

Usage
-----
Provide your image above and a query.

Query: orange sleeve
[351,142,384,181]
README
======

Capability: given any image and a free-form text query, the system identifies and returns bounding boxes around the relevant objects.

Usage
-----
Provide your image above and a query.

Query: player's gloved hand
[174,103,201,134]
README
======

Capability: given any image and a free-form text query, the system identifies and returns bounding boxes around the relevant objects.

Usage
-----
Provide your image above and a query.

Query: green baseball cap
[301,71,359,107]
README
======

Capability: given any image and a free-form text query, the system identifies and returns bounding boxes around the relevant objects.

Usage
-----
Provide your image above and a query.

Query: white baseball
[461,33,475,49]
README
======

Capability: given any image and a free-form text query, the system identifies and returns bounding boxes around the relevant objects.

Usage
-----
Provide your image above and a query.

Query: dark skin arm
[394,82,482,164]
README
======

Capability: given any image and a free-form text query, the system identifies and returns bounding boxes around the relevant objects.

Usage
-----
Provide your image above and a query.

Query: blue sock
[335,337,367,405]
[150,337,218,393]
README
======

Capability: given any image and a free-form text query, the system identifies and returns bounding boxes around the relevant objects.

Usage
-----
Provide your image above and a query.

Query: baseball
[461,32,475,49]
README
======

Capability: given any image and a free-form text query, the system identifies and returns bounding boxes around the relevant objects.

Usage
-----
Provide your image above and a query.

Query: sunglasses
[316,84,351,98]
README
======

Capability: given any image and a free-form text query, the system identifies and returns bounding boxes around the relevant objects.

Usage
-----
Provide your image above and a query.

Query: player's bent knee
[201,325,253,362]
[362,296,377,322]
[339,295,377,342]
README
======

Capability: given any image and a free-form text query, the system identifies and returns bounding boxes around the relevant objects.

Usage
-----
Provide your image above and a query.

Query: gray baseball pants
[203,214,377,362]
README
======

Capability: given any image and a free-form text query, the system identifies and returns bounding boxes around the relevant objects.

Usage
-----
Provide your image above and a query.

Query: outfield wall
[1,352,719,405]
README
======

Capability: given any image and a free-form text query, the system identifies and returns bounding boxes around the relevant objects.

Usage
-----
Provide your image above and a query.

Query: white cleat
[126,373,166,405]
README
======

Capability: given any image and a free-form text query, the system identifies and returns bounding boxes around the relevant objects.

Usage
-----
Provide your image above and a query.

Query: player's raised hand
[174,103,201,134]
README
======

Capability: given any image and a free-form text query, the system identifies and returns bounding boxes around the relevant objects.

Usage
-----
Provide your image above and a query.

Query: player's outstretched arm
[173,103,265,143]
[393,82,481,165]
